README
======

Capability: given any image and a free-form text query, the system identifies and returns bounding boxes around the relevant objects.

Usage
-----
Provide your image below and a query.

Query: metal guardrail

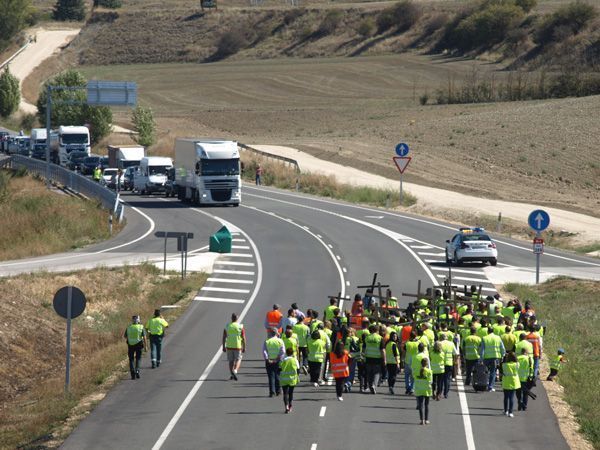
[239,143,300,172]
[0,38,32,71]
[1,155,125,222]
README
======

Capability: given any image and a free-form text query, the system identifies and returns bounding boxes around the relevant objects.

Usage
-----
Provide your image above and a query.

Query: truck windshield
[201,158,240,176]
[149,165,170,175]
[61,134,88,145]
[122,160,140,169]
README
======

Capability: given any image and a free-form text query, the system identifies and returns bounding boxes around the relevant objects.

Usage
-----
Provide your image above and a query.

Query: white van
[133,156,173,194]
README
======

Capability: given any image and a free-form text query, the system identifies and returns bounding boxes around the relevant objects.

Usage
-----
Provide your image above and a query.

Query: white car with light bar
[445,227,498,266]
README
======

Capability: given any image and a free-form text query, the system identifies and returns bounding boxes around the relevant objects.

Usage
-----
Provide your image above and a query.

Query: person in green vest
[546,348,566,381]
[501,351,521,417]
[363,324,386,394]
[344,327,360,392]
[415,357,433,425]
[263,328,285,397]
[222,313,246,381]
[93,165,102,182]
[124,315,147,380]
[292,319,310,375]
[324,297,338,322]
[145,309,169,369]
[279,347,300,413]
[385,331,401,395]
[404,330,419,394]
[282,328,299,361]
[307,329,327,388]
[430,341,445,401]
[480,326,506,391]
[463,327,482,386]
[440,334,456,398]
[501,326,517,353]
[356,318,370,393]
[516,347,534,411]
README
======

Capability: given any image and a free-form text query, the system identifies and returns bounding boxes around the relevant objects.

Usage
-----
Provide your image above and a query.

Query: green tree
[53,0,86,21]
[0,67,20,118]
[131,106,156,147]
[37,70,113,144]
[0,0,31,50]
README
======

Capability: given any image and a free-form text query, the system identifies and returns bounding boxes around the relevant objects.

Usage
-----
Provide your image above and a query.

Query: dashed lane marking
[206,278,253,284]
[310,444,317,450]
[193,297,245,304]
[232,238,246,242]
[319,406,326,417]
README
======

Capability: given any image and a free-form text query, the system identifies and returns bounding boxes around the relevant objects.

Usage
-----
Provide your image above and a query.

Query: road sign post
[53,286,86,393]
[155,231,194,278]
[528,210,550,285]
[393,156,411,206]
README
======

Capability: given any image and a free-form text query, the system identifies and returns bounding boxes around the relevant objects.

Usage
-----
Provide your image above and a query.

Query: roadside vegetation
[0,264,206,449]
[504,278,600,449]
[0,168,119,260]
[241,153,416,208]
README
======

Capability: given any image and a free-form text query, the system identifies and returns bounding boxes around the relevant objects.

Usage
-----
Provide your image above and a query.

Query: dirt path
[6,28,80,114]
[251,145,600,246]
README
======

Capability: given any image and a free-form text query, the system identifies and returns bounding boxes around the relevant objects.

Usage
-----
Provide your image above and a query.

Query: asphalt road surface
[8,184,598,450]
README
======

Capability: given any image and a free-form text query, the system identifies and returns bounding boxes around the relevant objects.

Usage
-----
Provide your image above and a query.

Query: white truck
[107,145,145,169]
[174,138,241,206]
[134,156,173,194]
[30,128,48,160]
[50,126,91,166]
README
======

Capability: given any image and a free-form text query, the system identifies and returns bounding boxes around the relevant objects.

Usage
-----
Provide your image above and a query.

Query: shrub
[96,0,122,8]
[419,92,429,105]
[0,67,20,118]
[317,10,343,36]
[377,0,422,33]
[53,0,86,21]
[214,30,248,59]
[357,17,376,37]
[535,1,598,45]
[20,113,37,131]
[515,0,537,13]
[131,105,156,147]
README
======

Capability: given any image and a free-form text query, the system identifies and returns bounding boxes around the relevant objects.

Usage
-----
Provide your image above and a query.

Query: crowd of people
[223,286,566,422]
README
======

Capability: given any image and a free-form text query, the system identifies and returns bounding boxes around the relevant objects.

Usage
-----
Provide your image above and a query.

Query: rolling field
[79,54,600,217]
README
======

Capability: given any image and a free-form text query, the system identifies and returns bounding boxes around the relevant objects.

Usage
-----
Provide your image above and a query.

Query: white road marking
[438,274,489,283]
[311,444,318,450]
[342,267,347,273]
[213,269,255,275]
[214,261,255,267]
[152,213,263,450]
[200,287,250,293]
[346,281,350,286]
[401,239,414,243]
[317,234,322,238]
[336,255,341,260]
[430,266,484,274]
[225,253,253,258]
[193,297,245,304]
[206,278,253,284]
[231,245,250,250]
[456,366,476,450]
[303,226,309,230]
[410,245,433,249]
[232,238,246,242]
[328,244,333,249]
[418,252,446,256]
[319,406,327,417]
[365,215,384,219]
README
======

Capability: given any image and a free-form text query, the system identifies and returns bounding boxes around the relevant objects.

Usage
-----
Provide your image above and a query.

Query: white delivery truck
[30,128,48,160]
[134,156,173,194]
[107,145,145,169]
[174,138,241,206]
[50,126,91,166]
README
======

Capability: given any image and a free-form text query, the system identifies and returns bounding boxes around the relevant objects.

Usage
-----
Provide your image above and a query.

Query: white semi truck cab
[50,126,91,166]
[134,156,173,194]
[174,138,241,206]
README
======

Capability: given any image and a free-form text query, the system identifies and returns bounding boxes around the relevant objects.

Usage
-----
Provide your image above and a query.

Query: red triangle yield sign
[393,156,411,174]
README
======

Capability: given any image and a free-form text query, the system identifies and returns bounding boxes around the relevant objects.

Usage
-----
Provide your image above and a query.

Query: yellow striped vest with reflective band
[265,337,283,360]
[364,333,383,359]
[385,341,398,364]
[517,354,532,381]
[441,340,454,366]
[292,322,310,347]
[414,368,433,397]
[307,337,326,362]
[282,335,298,357]
[430,350,445,374]
[126,324,144,346]
[483,334,502,359]
[550,355,563,371]
[464,335,481,360]
[225,322,243,349]
[279,356,299,386]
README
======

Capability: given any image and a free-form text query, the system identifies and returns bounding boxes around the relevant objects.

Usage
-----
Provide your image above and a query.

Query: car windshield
[463,234,492,242]
[104,169,118,176]
[70,152,88,161]
[149,165,170,175]
[201,158,240,176]
[84,157,100,164]
[61,134,88,145]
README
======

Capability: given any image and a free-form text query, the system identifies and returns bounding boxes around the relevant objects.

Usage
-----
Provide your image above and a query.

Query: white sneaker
[338,397,343,402]
[503,411,508,416]
[313,382,319,388]
[509,413,514,418]
[491,388,496,392]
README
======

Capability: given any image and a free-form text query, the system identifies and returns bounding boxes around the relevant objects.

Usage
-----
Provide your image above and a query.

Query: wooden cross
[357,273,389,309]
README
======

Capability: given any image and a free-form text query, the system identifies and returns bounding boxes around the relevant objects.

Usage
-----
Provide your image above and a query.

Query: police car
[445,227,498,266]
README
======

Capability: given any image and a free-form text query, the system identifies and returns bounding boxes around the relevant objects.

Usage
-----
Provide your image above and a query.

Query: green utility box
[209,226,232,253]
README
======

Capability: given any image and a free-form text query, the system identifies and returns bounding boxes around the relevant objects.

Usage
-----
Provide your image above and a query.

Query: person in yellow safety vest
[363,324,386,394]
[145,309,169,369]
[292,319,310,375]
[415,357,433,425]
[263,328,285,397]
[307,329,327,388]
[546,348,566,381]
[463,327,482,386]
[385,331,401,395]
[124,315,147,380]
[477,319,490,338]
[416,329,430,355]
[430,341,445,401]
[279,347,300,413]
[493,317,507,336]
[324,297,338,322]
[514,323,528,340]
[440,334,456,398]
[282,328,299,360]
[501,351,521,417]
[501,326,517,353]
[411,342,429,378]
[515,332,533,356]
[309,310,323,333]
[404,331,419,394]
[356,318,370,392]
[222,313,246,381]
[480,327,506,391]
[319,322,333,382]
[93,166,102,182]
[421,323,435,351]
[516,347,534,411]
[344,327,360,392]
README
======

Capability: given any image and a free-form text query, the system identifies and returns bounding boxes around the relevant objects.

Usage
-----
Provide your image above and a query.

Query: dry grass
[0,170,120,260]
[0,264,207,450]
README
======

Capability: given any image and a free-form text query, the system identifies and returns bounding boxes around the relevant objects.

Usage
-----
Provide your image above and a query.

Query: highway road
[4,183,598,449]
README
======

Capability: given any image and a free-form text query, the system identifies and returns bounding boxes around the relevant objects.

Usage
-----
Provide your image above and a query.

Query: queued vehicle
[100,168,124,190]
[445,227,498,266]
[81,156,102,175]
[0,131,9,152]
[123,166,138,191]
[17,137,31,157]
[67,151,89,171]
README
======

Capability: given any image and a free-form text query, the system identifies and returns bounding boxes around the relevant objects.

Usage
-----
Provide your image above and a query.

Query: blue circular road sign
[395,143,410,157]
[528,209,550,232]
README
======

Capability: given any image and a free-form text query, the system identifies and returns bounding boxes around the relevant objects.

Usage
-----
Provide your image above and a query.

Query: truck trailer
[174,138,241,206]
[108,145,145,169]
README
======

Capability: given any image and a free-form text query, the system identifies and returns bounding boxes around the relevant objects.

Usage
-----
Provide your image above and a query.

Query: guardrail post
[295,178,299,192]
[108,214,113,236]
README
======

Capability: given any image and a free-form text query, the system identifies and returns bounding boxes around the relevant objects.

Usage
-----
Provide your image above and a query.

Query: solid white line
[200,287,250,293]
[152,213,263,450]
[231,245,250,249]
[424,259,445,263]
[319,406,326,417]
[401,239,414,243]
[193,297,245,304]
[456,366,476,450]
[225,253,253,258]
[206,278,253,284]
[310,444,318,450]
[213,269,255,275]
[214,261,255,267]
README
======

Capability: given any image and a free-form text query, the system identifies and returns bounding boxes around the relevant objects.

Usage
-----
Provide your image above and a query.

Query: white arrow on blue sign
[395,143,410,157]
[528,209,550,232]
